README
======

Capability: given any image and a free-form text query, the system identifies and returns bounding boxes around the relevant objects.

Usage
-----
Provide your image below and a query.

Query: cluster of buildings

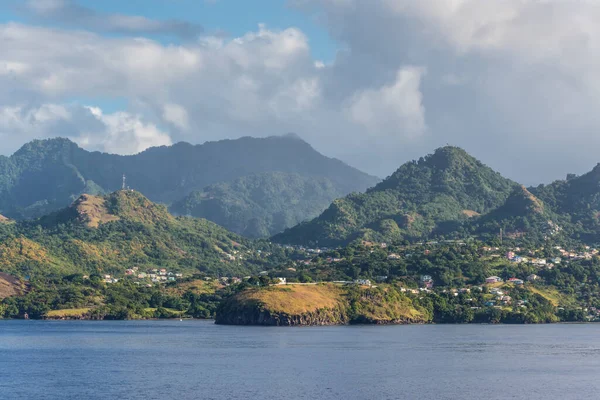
[118,267,184,285]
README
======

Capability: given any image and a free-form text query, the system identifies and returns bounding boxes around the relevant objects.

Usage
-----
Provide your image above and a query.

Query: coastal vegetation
[3,144,600,325]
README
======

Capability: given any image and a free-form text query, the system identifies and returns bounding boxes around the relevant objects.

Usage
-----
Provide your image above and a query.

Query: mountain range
[274,146,600,246]
[0,135,378,237]
[4,136,600,249]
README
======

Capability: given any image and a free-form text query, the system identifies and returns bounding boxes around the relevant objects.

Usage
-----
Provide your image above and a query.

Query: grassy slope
[0,190,263,278]
[236,284,345,315]
[218,284,426,325]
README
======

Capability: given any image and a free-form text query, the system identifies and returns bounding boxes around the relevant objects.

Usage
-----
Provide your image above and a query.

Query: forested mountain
[0,190,288,278]
[170,172,351,238]
[273,146,518,246]
[468,186,562,241]
[530,165,600,242]
[0,135,378,236]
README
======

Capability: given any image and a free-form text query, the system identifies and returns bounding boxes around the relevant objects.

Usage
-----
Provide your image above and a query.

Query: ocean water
[1,321,600,400]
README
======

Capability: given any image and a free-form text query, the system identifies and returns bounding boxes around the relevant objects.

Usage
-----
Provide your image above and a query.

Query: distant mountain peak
[275,146,516,246]
[425,146,478,169]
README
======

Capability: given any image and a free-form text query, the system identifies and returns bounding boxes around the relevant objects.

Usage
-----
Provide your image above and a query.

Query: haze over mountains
[0,135,378,237]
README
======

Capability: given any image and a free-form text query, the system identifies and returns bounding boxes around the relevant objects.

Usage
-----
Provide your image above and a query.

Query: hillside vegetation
[0,135,378,238]
[0,190,285,278]
[171,172,352,238]
[274,146,517,246]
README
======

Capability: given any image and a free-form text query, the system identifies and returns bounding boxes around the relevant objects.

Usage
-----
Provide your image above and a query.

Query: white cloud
[291,0,600,182]
[346,67,426,139]
[162,103,190,132]
[6,0,600,183]
[0,103,171,155]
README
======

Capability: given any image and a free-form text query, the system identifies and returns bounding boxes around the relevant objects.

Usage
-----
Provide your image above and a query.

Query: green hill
[0,190,278,278]
[273,146,517,246]
[531,165,600,242]
[0,136,378,235]
[170,172,351,238]
[469,186,562,241]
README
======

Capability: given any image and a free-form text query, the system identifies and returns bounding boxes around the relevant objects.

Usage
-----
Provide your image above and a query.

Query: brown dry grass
[239,284,345,315]
[462,210,481,218]
[75,194,120,228]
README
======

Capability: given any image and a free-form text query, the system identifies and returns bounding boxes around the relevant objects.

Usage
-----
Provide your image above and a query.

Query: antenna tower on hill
[122,174,126,190]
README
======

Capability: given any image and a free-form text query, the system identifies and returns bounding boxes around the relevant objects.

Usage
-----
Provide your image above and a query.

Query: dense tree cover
[170,172,351,238]
[274,146,517,246]
[0,136,377,231]
[0,274,239,320]
[275,146,600,247]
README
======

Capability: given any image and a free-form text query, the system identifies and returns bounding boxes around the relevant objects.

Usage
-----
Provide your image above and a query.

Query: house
[259,271,269,276]
[276,277,287,285]
[484,301,496,307]
[508,278,524,285]
[506,251,516,260]
[527,274,539,282]
[175,273,183,278]
[168,277,175,281]
[421,275,432,282]
[490,288,503,295]
[137,273,147,279]
[354,279,372,286]
[486,276,502,284]
[387,254,401,260]
[125,269,134,276]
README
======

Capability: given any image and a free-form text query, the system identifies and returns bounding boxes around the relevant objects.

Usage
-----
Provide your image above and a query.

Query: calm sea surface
[1,321,600,400]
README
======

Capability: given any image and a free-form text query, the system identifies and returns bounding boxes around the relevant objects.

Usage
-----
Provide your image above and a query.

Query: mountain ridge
[0,136,379,237]
[273,146,518,246]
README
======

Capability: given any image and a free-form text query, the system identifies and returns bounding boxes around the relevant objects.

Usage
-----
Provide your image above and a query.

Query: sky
[1,0,600,185]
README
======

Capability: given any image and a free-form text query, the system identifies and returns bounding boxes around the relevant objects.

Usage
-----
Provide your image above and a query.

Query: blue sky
[3,0,337,62]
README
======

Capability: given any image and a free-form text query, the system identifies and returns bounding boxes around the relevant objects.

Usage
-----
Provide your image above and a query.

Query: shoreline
[1,318,595,326]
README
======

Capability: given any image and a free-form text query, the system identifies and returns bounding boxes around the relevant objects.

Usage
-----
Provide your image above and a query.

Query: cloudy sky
[1,0,600,184]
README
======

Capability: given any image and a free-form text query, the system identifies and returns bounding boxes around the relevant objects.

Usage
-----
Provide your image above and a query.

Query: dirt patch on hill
[462,210,481,218]
[0,272,27,299]
[73,194,120,228]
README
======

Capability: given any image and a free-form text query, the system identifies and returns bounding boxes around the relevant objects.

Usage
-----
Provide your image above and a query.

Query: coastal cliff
[215,284,428,326]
